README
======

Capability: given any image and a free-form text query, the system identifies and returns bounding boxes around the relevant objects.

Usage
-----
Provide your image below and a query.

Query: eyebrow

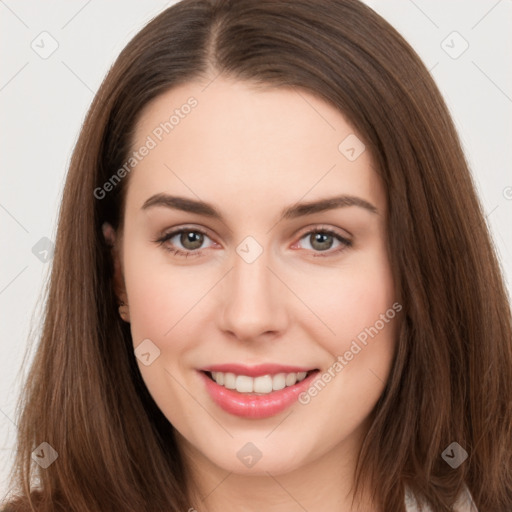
[141,193,378,221]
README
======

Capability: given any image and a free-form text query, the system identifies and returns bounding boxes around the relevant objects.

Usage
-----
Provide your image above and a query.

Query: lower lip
[198,370,319,419]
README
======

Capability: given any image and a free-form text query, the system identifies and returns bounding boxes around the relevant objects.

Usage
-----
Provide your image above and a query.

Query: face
[107,76,399,478]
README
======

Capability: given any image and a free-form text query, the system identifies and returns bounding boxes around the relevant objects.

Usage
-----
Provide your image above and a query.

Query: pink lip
[199,363,315,378]
[198,369,320,419]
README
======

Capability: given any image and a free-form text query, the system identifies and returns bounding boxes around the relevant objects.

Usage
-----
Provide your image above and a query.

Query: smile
[198,365,320,419]
[206,370,312,394]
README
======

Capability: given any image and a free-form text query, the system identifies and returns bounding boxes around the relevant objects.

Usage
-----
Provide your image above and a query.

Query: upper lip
[199,363,318,378]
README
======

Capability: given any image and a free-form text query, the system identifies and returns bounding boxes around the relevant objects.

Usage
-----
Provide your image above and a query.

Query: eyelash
[154,226,353,259]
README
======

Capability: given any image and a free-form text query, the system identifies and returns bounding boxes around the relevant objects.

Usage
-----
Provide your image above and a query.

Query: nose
[217,247,289,342]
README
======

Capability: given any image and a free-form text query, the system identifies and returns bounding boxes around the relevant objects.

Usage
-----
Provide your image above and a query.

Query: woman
[3,0,511,511]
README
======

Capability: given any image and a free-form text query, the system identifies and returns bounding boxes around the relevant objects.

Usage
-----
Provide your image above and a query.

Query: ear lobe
[102,222,116,247]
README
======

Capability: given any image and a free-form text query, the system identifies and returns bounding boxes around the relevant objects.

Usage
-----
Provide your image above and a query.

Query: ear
[102,222,130,322]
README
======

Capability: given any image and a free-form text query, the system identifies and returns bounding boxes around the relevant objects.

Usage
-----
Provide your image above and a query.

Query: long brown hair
[3,1,512,510]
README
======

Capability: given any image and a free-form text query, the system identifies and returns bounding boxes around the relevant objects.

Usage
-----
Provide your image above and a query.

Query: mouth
[198,367,321,419]
[201,369,319,395]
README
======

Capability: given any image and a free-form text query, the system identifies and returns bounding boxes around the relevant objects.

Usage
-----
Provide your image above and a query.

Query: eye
[294,227,352,257]
[154,227,215,258]
[154,225,352,258]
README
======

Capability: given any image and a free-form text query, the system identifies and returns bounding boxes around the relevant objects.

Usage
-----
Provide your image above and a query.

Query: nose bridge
[218,238,287,340]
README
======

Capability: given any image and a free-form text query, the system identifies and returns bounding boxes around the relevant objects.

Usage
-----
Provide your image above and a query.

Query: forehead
[126,77,385,218]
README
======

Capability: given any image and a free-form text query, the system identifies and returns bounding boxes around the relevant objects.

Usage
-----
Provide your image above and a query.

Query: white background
[1,0,511,499]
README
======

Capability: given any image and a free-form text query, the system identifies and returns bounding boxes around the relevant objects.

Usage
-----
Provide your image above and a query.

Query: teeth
[272,373,286,391]
[253,374,272,393]
[236,375,253,393]
[209,371,310,394]
[223,372,236,390]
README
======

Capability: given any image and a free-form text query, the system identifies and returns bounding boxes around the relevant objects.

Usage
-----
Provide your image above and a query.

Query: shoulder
[404,486,433,512]
[404,485,479,512]
[452,486,479,512]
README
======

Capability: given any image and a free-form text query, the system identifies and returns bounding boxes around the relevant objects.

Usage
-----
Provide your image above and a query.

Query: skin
[104,76,399,512]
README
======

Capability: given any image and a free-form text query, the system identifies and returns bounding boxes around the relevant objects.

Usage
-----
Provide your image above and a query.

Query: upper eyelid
[160,225,216,243]
[296,224,352,240]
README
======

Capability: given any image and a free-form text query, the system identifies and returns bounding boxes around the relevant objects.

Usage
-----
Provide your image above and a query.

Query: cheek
[122,243,211,347]
[298,251,396,350]
[295,255,398,428]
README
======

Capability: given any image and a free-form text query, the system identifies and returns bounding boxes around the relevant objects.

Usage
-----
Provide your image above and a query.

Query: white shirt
[404,485,479,511]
